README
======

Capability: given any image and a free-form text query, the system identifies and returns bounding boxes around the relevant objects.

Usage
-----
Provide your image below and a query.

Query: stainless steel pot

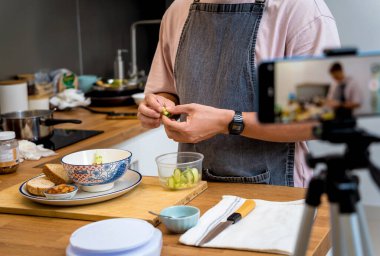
[0,110,82,141]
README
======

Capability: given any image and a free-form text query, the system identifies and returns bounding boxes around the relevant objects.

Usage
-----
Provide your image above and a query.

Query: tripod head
[307,106,380,188]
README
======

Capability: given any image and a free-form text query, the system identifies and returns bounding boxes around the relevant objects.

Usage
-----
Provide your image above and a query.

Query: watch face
[232,123,243,131]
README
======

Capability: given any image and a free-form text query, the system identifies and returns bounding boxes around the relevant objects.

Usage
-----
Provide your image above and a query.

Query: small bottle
[0,131,20,174]
[114,49,128,84]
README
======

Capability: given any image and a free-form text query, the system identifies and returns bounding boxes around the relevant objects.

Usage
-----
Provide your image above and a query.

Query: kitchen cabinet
[113,126,178,176]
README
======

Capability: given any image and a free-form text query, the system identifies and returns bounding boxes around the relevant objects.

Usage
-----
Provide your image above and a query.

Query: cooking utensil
[78,106,137,119]
[79,106,137,119]
[89,95,135,107]
[198,199,256,246]
[85,85,142,107]
[106,112,137,120]
[0,110,82,141]
[148,210,187,219]
[79,106,114,115]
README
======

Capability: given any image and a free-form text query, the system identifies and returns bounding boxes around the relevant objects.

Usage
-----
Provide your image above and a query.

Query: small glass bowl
[156,152,204,190]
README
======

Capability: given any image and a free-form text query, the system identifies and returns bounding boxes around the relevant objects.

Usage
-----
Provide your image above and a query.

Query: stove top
[38,129,104,150]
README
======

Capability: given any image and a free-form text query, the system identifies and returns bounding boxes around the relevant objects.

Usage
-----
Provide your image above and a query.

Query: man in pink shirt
[138,0,340,187]
[327,62,363,113]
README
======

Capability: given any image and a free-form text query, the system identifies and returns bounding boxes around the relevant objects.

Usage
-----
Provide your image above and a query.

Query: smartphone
[258,52,380,123]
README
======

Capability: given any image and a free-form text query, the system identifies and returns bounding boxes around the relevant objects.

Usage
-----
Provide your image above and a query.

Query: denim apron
[174,0,295,186]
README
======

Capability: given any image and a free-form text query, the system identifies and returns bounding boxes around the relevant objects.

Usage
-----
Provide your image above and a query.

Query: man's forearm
[243,112,316,142]
[218,109,316,142]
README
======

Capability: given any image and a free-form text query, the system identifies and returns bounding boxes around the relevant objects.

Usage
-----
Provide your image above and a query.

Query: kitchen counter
[0,106,331,256]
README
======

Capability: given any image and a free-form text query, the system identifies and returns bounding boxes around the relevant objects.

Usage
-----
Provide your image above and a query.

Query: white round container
[0,80,28,114]
[28,95,50,110]
[66,218,162,256]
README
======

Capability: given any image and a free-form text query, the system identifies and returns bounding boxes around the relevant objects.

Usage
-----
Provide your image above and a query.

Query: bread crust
[26,176,55,196]
[42,164,71,185]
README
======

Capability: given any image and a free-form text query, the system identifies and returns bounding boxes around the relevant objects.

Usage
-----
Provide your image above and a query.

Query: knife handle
[227,199,256,224]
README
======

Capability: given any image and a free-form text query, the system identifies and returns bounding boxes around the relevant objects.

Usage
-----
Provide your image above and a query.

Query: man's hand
[162,103,234,143]
[138,93,176,129]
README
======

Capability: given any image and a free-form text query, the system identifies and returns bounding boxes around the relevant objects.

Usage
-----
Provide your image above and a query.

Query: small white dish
[19,170,142,206]
[131,92,145,105]
[66,218,162,256]
[44,184,78,200]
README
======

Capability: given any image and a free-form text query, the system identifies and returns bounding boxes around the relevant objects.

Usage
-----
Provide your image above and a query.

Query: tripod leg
[294,205,318,256]
[356,202,375,256]
[340,213,363,256]
[329,203,345,256]
[294,175,325,256]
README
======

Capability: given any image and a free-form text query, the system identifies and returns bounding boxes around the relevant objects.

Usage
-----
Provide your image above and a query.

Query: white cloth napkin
[18,140,57,161]
[179,195,305,255]
[50,89,90,110]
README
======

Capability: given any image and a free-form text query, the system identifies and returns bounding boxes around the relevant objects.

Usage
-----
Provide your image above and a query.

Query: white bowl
[131,93,145,105]
[61,149,132,192]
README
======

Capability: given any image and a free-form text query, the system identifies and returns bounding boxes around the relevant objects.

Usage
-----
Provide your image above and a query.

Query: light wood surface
[0,107,331,256]
[0,176,207,225]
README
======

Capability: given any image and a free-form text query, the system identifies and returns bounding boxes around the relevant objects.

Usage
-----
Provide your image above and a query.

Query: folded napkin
[50,89,90,110]
[180,195,305,255]
[18,140,57,161]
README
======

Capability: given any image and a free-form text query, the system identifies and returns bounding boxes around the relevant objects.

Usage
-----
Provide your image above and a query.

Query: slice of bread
[26,176,55,196]
[42,164,72,185]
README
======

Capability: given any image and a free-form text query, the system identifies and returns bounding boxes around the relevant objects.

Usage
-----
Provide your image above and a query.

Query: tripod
[294,115,380,256]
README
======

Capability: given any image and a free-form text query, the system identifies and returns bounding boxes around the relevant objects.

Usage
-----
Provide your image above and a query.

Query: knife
[198,199,256,246]
[106,112,138,120]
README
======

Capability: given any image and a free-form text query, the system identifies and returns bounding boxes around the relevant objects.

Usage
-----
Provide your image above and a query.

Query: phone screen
[258,53,380,123]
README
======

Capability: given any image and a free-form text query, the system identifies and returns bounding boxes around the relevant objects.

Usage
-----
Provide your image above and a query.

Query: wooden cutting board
[0,176,207,226]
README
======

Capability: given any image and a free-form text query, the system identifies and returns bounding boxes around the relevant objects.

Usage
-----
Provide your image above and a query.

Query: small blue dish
[159,205,200,234]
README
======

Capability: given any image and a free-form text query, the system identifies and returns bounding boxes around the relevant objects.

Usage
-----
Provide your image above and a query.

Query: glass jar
[0,131,20,174]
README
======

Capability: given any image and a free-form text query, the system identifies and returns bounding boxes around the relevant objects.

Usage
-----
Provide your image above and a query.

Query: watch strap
[228,111,244,135]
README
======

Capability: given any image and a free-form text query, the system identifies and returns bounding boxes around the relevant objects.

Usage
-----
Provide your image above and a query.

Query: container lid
[0,79,27,86]
[69,218,155,254]
[0,131,16,140]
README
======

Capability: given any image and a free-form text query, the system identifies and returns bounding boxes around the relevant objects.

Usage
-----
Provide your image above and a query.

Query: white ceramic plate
[19,170,142,206]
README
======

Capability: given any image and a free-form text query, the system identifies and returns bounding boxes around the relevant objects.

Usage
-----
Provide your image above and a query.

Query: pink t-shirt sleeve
[285,1,340,56]
[144,13,177,95]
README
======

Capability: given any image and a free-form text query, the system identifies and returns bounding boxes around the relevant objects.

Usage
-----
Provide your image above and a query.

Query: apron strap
[194,0,266,4]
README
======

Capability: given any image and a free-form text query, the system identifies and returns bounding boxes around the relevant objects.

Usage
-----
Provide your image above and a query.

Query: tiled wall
[0,0,170,80]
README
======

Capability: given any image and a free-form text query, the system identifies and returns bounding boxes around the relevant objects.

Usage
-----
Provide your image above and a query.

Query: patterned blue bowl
[62,149,132,191]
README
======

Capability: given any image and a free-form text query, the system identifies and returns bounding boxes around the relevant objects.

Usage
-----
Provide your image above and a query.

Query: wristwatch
[228,111,245,135]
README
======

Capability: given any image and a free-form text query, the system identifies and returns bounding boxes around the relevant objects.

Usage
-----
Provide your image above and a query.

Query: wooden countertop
[0,107,331,256]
